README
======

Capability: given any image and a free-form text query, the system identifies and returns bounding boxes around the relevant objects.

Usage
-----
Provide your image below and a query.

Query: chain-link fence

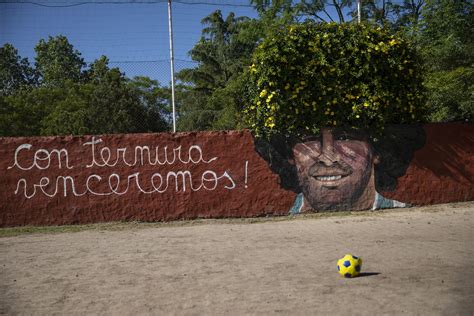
[0,0,257,135]
[1,0,417,136]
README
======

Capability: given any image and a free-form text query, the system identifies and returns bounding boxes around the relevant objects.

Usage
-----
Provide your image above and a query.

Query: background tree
[0,39,170,136]
[391,0,425,29]
[177,10,258,131]
[40,57,170,135]
[251,0,296,23]
[128,75,171,133]
[0,44,38,96]
[1,84,56,136]
[359,0,394,26]
[419,0,474,121]
[294,0,353,23]
[292,0,426,29]
[34,35,85,87]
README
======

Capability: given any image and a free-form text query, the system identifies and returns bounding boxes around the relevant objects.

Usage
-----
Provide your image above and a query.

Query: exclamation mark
[244,160,248,189]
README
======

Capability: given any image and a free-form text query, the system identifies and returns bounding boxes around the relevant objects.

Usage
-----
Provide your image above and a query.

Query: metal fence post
[168,0,177,133]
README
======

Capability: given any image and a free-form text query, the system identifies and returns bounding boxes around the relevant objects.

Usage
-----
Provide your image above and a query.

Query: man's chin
[302,186,357,210]
[306,199,350,210]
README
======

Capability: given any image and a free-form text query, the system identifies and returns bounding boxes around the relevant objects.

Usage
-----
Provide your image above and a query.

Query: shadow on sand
[358,272,380,277]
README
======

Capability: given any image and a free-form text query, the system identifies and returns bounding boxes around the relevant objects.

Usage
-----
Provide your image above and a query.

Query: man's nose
[318,128,340,166]
[318,152,339,166]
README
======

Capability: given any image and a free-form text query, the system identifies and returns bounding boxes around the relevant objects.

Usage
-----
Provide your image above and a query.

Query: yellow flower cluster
[245,22,425,138]
[266,91,276,102]
[249,64,257,73]
[265,116,275,128]
[374,41,389,53]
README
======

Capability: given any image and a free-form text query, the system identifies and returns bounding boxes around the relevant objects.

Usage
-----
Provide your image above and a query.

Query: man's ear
[373,154,380,165]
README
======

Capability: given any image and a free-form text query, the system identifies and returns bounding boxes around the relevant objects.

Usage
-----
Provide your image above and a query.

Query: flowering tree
[244,22,426,137]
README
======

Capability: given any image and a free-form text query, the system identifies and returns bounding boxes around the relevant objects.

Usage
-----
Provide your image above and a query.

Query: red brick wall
[381,122,474,205]
[0,123,473,227]
[0,131,295,227]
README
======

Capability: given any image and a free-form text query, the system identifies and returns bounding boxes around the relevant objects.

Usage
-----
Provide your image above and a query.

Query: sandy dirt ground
[1,202,473,315]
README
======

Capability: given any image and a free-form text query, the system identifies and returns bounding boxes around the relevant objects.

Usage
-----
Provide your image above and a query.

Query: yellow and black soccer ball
[337,254,362,278]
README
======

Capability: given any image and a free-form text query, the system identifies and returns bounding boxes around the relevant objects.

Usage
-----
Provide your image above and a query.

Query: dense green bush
[244,22,426,137]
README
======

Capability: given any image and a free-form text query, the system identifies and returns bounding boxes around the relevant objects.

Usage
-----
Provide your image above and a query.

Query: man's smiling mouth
[309,163,353,184]
[313,174,350,188]
[315,175,344,181]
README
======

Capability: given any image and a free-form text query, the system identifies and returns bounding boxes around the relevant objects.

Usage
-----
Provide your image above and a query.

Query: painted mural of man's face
[292,128,379,211]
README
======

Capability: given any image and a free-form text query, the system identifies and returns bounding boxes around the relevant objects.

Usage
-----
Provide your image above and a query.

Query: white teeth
[316,175,342,181]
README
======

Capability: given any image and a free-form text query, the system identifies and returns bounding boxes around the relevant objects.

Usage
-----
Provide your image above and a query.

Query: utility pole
[357,0,361,23]
[168,0,176,133]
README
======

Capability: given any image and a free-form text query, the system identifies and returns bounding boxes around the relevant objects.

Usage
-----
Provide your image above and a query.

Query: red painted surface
[382,122,474,205]
[0,131,295,227]
[0,123,473,227]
